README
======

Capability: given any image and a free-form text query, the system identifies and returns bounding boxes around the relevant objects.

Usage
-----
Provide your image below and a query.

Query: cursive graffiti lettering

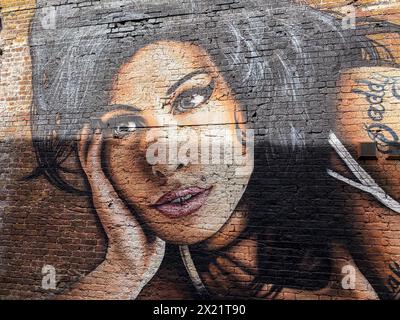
[353,78,387,121]
[364,123,400,154]
[384,75,400,101]
[353,74,400,154]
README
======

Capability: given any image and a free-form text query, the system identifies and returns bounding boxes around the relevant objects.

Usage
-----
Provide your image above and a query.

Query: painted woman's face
[98,41,253,244]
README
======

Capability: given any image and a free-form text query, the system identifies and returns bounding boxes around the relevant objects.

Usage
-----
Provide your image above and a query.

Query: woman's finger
[78,126,147,246]
[208,261,256,297]
[200,272,219,296]
[255,283,287,300]
[206,262,232,293]
[78,124,92,171]
[214,256,256,289]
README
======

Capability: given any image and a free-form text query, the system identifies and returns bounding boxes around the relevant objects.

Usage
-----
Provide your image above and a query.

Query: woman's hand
[200,238,378,300]
[60,124,165,300]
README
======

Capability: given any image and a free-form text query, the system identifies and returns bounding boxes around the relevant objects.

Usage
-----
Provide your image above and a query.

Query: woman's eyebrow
[108,104,141,112]
[167,70,209,95]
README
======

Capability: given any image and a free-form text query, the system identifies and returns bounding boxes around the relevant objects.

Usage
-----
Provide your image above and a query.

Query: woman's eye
[116,121,136,134]
[172,81,215,115]
[111,116,145,137]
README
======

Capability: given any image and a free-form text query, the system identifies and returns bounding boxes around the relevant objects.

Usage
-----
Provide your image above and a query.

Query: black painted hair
[29,0,400,294]
[28,0,400,193]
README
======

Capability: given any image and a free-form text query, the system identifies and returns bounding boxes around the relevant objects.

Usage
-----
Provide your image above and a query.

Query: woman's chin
[138,202,233,245]
[146,222,223,245]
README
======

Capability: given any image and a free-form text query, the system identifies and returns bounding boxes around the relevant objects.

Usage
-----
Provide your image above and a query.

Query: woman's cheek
[103,134,156,205]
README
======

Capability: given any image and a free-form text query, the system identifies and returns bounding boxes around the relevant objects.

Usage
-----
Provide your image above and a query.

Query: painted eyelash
[109,116,145,137]
[170,81,215,115]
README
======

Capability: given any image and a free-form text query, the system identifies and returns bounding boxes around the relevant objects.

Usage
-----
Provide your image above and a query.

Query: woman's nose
[151,162,186,179]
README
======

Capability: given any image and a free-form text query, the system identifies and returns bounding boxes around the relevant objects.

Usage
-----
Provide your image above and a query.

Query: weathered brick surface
[0,0,400,300]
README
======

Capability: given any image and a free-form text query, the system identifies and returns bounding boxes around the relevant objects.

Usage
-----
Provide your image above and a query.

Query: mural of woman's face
[93,41,253,244]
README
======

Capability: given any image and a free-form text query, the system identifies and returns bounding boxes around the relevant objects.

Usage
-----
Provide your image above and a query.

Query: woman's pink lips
[150,186,213,218]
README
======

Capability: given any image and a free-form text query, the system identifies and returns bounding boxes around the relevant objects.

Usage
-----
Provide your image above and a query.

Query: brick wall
[1,0,400,300]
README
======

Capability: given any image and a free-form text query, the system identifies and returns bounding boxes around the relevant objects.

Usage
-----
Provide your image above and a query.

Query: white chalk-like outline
[327,131,400,214]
